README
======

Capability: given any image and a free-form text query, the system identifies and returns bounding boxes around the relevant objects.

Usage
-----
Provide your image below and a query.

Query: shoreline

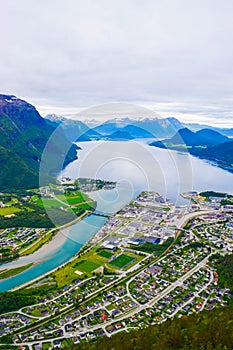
[151,144,233,176]
[0,211,90,271]
[10,212,109,292]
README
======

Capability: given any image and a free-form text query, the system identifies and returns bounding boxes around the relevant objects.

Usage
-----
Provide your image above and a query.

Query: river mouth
[1,140,233,291]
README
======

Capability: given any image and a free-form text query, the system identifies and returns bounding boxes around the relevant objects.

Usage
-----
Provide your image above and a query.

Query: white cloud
[1,0,233,127]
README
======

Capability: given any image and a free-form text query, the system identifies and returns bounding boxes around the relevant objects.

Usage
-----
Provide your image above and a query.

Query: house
[108,325,115,333]
[115,323,122,329]
[100,312,108,321]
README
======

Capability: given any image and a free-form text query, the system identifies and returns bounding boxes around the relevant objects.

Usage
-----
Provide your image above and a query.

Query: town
[0,190,232,349]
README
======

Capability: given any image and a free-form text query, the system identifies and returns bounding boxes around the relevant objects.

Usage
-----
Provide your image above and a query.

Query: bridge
[91,210,111,218]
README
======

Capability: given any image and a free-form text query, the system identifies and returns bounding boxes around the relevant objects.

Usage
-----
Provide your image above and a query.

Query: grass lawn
[106,304,115,311]
[38,198,64,208]
[31,195,63,209]
[60,338,75,349]
[142,284,150,289]
[0,263,33,279]
[72,202,96,212]
[109,254,135,268]
[56,191,90,204]
[98,250,113,259]
[41,343,51,350]
[0,207,21,216]
[76,260,101,272]
[30,192,96,219]
[31,193,95,213]
[53,248,108,288]
[66,194,89,205]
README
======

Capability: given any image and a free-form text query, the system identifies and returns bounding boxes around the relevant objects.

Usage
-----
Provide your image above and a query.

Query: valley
[0,95,233,349]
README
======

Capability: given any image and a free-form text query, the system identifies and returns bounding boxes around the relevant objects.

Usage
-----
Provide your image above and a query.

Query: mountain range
[46,113,233,141]
[0,95,78,190]
[45,115,185,141]
[84,117,183,140]
[46,112,233,172]
[46,113,233,172]
[0,94,232,191]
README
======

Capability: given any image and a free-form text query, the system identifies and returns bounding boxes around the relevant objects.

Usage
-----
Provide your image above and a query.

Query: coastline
[150,144,233,175]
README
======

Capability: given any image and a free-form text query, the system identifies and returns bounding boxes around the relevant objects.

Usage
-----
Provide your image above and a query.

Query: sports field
[98,250,113,259]
[76,260,101,272]
[109,254,135,268]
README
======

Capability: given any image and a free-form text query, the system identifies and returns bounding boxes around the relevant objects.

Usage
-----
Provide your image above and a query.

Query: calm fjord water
[0,141,233,291]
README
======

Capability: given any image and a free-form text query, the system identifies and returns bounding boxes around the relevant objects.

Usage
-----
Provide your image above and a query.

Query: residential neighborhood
[0,191,232,349]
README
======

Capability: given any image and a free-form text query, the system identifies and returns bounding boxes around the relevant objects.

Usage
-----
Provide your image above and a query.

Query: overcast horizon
[1,0,233,127]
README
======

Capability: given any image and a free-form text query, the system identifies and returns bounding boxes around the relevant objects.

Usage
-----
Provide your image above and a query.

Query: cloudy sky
[1,0,233,126]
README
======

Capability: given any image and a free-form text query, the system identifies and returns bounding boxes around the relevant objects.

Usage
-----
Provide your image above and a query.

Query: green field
[53,249,107,287]
[56,191,89,204]
[31,197,64,208]
[66,194,89,205]
[109,254,135,268]
[98,250,113,259]
[31,192,95,212]
[72,202,96,212]
[76,260,101,272]
[0,207,21,216]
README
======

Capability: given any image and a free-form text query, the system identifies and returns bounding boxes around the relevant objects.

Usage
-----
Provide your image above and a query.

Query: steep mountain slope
[93,121,119,135]
[0,95,78,190]
[0,147,38,190]
[194,140,233,167]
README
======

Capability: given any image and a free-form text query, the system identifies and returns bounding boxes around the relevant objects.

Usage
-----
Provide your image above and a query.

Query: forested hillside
[0,94,77,190]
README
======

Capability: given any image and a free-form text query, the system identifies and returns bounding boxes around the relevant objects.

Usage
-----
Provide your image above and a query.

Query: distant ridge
[91,117,184,138]
[168,127,229,147]
[150,127,233,172]
[106,130,134,140]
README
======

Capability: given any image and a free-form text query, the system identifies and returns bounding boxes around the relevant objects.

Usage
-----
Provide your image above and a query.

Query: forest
[67,304,233,350]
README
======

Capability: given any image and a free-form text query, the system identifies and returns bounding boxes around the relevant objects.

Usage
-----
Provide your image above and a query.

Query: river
[0,140,233,291]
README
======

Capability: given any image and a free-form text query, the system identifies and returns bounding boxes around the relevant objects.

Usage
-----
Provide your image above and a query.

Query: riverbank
[0,211,90,271]
[10,213,108,292]
[0,212,107,292]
